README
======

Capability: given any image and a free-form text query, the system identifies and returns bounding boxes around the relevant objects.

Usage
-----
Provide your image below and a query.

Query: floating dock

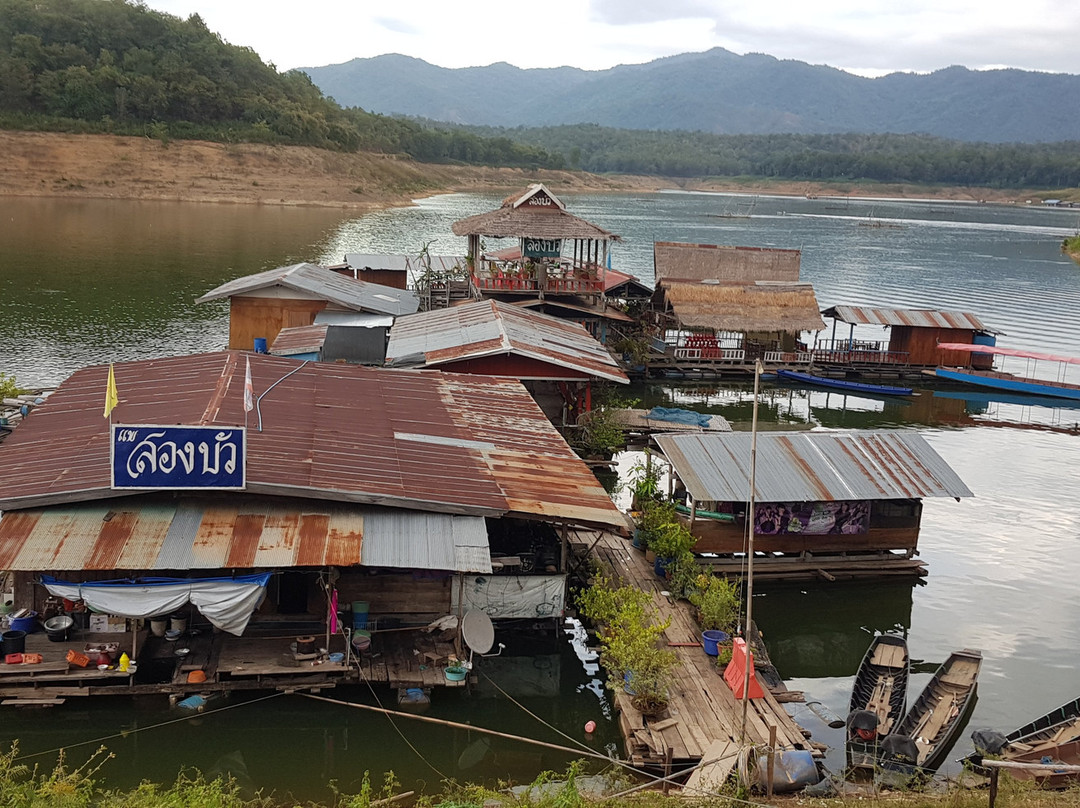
[586,530,822,771]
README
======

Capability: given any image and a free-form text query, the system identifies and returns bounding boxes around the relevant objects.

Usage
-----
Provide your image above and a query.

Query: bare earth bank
[0,130,1057,211]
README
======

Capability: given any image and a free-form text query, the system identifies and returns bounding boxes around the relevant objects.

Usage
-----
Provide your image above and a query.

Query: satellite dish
[461,610,495,655]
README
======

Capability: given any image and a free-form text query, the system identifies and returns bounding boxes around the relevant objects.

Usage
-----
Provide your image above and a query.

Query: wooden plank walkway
[588,530,820,769]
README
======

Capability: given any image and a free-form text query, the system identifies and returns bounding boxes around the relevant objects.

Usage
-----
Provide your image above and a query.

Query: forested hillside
[0,0,564,169]
[302,50,1080,144]
[452,125,1080,188]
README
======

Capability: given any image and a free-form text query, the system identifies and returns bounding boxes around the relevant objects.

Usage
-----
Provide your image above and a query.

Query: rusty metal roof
[821,305,998,333]
[654,430,972,503]
[0,496,491,573]
[0,352,624,529]
[196,263,419,317]
[385,300,629,384]
[270,324,328,356]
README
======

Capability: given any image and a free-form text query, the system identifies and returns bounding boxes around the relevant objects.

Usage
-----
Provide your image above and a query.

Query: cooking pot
[43,614,74,642]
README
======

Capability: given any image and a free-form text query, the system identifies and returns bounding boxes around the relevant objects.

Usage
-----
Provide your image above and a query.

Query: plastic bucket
[654,557,672,578]
[149,617,168,637]
[253,337,268,353]
[1,630,26,656]
[9,612,37,633]
[444,666,467,682]
[351,601,369,630]
[351,629,371,652]
[168,613,188,633]
[702,629,730,656]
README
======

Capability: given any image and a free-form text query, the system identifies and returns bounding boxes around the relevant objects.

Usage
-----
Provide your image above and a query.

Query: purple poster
[754,502,869,535]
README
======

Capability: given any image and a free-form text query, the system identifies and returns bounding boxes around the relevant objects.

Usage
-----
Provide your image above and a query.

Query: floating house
[649,242,825,366]
[817,305,999,368]
[0,352,624,703]
[653,430,972,581]
[197,263,418,354]
[385,300,628,423]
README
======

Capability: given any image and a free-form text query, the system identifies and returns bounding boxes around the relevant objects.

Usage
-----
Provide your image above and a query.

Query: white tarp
[452,574,566,619]
[41,574,270,636]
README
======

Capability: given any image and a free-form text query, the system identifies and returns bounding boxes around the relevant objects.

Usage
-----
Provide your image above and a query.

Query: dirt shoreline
[0,130,1052,212]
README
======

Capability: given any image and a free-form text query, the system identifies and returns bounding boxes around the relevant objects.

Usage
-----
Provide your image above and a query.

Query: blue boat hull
[931,368,1080,401]
[776,369,913,396]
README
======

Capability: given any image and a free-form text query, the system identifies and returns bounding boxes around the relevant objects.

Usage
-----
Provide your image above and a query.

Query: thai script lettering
[113,426,244,488]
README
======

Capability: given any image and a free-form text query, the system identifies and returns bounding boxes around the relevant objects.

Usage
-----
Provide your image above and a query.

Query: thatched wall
[654,242,801,283]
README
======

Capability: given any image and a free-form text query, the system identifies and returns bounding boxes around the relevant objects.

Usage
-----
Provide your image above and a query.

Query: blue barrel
[253,337,268,353]
[973,333,997,347]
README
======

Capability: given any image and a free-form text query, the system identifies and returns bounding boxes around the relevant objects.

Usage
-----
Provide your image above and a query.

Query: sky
[142,0,1080,77]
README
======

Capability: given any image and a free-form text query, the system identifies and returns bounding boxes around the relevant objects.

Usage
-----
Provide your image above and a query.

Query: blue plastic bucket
[654,557,672,578]
[9,612,37,633]
[702,629,730,656]
[253,337,268,353]
[351,601,369,629]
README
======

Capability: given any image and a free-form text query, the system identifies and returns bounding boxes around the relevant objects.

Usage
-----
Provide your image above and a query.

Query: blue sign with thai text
[112,425,246,489]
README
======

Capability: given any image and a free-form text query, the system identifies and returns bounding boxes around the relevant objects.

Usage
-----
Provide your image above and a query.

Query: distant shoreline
[0,130,1060,212]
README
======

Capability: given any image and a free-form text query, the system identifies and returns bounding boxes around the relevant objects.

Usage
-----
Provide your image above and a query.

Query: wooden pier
[587,531,821,771]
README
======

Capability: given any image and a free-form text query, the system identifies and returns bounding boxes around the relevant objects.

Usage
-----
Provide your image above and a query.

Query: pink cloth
[329,589,338,634]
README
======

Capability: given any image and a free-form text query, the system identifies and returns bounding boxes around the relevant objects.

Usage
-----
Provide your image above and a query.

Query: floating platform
[586,530,822,771]
[0,623,470,704]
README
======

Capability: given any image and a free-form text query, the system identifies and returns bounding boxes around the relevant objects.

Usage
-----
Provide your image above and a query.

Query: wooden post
[767,725,777,799]
[560,523,568,574]
[663,747,674,795]
[988,768,998,808]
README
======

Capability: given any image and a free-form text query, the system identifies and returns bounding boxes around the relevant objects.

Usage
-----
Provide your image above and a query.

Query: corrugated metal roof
[0,498,490,573]
[196,263,419,317]
[314,311,395,327]
[344,254,409,272]
[361,509,490,572]
[385,300,629,383]
[0,352,623,529]
[654,430,972,503]
[270,324,328,356]
[822,305,998,332]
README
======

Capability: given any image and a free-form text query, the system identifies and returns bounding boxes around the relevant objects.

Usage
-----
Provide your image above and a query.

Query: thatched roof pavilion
[450,184,619,302]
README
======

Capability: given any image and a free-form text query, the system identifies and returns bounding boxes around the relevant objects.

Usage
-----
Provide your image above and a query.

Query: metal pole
[740,359,762,742]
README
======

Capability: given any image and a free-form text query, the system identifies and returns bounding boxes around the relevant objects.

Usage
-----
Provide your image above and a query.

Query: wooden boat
[846,634,909,770]
[777,369,913,397]
[967,695,1080,772]
[1007,738,1080,788]
[929,343,1080,401]
[889,648,982,773]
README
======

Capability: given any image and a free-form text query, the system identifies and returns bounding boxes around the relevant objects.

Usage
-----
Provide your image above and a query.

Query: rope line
[13,690,286,762]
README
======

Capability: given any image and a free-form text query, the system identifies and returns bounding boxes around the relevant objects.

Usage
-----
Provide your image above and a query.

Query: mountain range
[300,49,1080,143]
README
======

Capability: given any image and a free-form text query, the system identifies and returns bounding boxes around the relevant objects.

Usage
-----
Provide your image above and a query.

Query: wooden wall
[683,513,920,556]
[889,327,976,367]
[336,572,453,619]
[228,297,327,351]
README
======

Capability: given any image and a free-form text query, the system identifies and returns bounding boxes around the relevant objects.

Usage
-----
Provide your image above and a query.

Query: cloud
[589,0,716,25]
[374,17,419,35]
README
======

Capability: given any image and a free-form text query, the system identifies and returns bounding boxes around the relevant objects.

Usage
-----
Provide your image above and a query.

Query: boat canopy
[936,343,1080,365]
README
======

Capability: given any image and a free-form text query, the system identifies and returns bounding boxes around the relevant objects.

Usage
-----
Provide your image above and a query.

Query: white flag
[243,356,254,413]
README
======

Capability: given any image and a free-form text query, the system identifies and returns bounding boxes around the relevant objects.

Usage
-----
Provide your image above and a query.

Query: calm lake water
[1,191,1080,796]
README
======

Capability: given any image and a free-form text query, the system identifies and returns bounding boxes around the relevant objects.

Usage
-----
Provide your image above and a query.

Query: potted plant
[690,574,740,632]
[577,576,677,717]
[649,521,696,578]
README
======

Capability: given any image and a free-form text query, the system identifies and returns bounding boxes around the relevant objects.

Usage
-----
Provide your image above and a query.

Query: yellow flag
[104,363,119,419]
